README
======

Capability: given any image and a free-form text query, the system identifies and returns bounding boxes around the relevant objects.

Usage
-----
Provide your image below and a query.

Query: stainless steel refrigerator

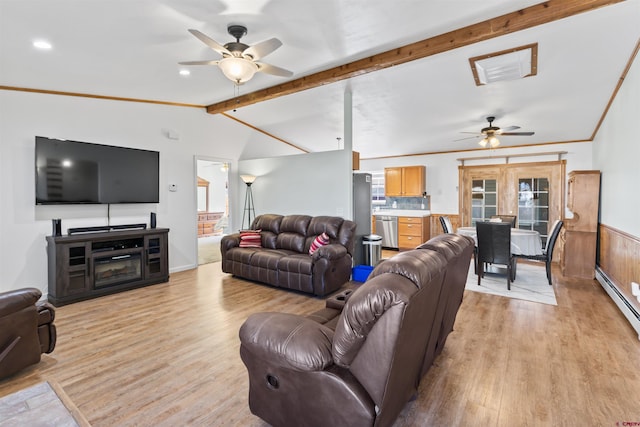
[352,172,372,266]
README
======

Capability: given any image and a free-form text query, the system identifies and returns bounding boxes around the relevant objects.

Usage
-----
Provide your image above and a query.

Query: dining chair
[490,215,517,227]
[440,216,454,234]
[476,221,516,290]
[520,220,563,285]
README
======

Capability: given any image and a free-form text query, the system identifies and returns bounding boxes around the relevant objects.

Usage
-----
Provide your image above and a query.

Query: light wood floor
[1,257,639,426]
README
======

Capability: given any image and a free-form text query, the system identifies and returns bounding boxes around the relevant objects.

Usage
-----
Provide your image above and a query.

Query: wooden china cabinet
[560,170,601,279]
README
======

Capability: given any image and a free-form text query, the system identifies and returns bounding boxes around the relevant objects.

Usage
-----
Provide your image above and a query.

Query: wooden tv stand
[46,228,169,306]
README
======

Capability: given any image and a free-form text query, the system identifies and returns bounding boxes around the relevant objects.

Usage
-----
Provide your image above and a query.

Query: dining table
[457,226,544,257]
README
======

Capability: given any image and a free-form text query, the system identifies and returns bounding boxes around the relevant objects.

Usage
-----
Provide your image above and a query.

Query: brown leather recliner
[239,234,474,427]
[0,288,57,380]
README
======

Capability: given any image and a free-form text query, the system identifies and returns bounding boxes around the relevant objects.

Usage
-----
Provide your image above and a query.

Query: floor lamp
[240,175,256,230]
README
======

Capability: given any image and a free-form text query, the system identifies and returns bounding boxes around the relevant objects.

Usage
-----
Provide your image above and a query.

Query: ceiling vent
[469,43,538,86]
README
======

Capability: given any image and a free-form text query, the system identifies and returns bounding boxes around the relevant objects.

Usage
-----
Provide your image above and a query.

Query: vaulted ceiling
[1,0,638,158]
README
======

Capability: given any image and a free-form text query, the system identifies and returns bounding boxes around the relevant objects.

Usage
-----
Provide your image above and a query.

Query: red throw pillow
[239,229,262,248]
[309,232,330,255]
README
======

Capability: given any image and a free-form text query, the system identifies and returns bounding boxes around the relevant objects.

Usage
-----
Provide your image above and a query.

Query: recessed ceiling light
[33,40,52,50]
[179,69,190,76]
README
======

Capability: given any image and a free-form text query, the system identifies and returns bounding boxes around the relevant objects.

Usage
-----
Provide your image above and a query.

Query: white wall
[592,52,639,236]
[237,149,352,228]
[361,142,593,214]
[0,90,299,294]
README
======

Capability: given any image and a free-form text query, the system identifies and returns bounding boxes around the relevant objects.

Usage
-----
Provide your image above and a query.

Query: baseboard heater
[596,267,640,340]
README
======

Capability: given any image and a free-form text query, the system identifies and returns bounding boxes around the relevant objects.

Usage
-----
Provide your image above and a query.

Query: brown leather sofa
[239,234,475,427]
[221,214,357,297]
[0,288,57,380]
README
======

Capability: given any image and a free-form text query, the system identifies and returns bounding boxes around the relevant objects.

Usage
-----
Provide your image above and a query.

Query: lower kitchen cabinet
[398,216,430,249]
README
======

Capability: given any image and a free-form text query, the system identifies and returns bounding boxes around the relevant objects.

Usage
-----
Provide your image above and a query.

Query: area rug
[465,260,557,306]
[198,235,222,265]
[0,381,90,427]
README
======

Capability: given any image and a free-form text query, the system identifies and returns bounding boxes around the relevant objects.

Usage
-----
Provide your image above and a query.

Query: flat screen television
[35,136,160,204]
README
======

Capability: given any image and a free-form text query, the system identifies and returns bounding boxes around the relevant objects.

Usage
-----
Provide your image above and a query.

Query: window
[371,171,386,205]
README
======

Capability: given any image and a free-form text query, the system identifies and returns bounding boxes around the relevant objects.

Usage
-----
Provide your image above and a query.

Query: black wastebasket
[363,234,383,266]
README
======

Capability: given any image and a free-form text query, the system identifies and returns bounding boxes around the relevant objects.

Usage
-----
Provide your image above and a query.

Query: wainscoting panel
[430,214,460,238]
[597,224,640,331]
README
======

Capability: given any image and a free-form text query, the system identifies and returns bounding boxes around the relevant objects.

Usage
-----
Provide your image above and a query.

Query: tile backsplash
[378,196,430,210]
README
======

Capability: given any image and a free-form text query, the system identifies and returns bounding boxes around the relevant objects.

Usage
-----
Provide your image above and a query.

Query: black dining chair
[518,220,563,286]
[440,216,454,234]
[490,215,517,227]
[476,221,517,290]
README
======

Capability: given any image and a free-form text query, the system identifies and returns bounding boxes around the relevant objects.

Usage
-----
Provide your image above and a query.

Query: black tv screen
[35,136,160,204]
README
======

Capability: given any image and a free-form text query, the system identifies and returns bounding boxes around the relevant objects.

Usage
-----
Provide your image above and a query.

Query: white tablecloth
[457,227,543,256]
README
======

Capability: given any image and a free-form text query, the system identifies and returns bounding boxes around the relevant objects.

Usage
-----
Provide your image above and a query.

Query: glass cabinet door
[471,179,497,225]
[517,177,550,245]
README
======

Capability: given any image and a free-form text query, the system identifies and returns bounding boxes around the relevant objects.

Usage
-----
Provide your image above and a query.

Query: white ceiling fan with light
[179,25,293,85]
[457,116,535,148]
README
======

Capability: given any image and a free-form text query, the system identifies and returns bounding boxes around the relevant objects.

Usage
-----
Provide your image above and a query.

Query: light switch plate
[632,281,639,297]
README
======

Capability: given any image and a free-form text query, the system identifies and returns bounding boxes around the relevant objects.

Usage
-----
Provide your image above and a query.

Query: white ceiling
[1,0,639,158]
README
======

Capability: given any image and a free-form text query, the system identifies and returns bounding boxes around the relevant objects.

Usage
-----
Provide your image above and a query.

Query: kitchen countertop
[373,210,431,217]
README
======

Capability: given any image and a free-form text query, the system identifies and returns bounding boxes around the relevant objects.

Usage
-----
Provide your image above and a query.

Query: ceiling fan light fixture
[478,135,500,148]
[218,56,258,84]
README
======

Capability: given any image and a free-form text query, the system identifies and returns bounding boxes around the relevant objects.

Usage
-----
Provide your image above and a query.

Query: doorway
[196,158,230,265]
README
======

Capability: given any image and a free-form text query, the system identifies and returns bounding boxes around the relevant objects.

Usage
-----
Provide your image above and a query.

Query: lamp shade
[240,174,257,184]
[218,57,258,84]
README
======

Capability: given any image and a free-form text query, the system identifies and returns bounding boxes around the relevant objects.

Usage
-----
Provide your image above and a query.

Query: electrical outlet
[632,281,640,297]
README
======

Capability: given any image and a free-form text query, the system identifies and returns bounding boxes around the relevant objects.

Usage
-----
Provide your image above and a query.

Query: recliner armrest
[239,312,334,371]
[0,288,42,318]
[220,234,241,251]
[312,244,347,261]
[37,301,56,324]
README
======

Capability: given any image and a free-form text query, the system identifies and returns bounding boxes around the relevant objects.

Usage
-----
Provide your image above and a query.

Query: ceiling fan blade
[460,131,482,135]
[243,38,282,60]
[453,135,482,142]
[498,125,520,133]
[256,62,293,77]
[178,60,220,66]
[500,131,535,136]
[187,29,230,56]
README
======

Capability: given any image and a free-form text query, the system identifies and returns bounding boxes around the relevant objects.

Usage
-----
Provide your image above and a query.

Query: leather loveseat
[0,288,57,380]
[221,214,357,297]
[238,233,475,427]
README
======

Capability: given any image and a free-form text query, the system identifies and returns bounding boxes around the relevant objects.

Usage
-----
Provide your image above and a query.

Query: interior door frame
[194,155,233,265]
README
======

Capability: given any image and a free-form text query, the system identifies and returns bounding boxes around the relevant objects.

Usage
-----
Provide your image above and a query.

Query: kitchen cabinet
[398,216,430,249]
[561,170,600,279]
[384,166,425,197]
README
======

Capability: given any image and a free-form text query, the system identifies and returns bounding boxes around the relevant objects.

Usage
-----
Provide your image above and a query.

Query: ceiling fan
[179,25,293,85]
[456,116,535,148]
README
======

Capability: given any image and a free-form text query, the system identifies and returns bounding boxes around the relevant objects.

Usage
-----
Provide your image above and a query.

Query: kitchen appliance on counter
[376,215,398,249]
[353,173,373,266]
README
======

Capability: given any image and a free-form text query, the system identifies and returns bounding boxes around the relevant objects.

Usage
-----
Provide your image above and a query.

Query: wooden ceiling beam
[206,0,623,114]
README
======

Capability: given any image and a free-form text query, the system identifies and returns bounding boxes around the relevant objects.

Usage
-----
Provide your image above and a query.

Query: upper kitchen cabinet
[384,166,425,197]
